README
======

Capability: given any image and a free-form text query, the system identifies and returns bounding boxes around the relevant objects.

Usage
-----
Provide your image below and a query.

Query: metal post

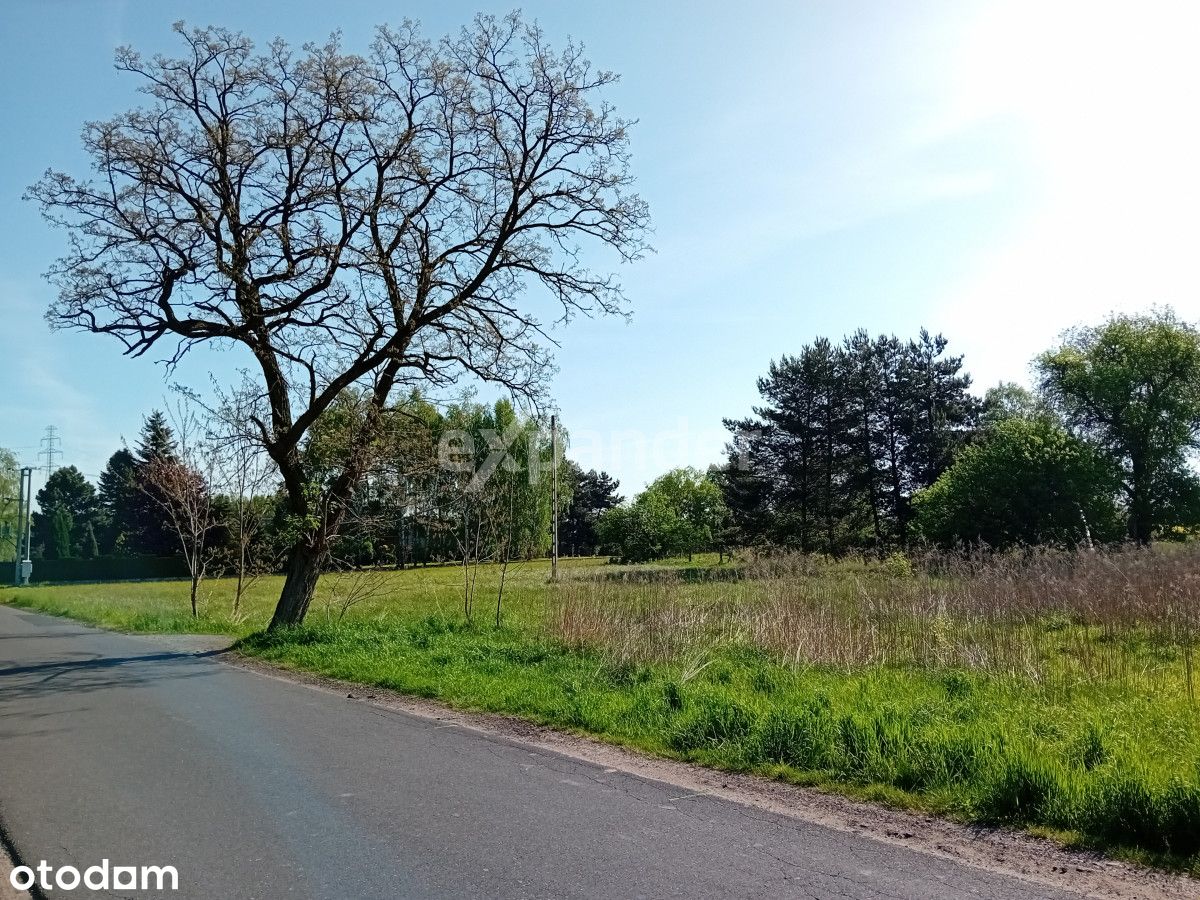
[18,467,33,586]
[13,475,25,586]
[551,415,559,581]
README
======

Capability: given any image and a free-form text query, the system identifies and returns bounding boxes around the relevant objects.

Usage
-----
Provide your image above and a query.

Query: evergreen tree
[129,411,181,556]
[47,506,74,559]
[81,522,100,559]
[136,410,178,464]
[721,329,978,554]
[559,465,622,555]
[98,448,139,554]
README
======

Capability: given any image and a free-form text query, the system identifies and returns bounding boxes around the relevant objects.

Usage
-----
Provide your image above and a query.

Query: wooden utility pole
[551,415,559,580]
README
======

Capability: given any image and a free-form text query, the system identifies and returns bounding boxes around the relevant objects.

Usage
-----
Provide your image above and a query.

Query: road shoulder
[220,647,1200,900]
[0,844,30,900]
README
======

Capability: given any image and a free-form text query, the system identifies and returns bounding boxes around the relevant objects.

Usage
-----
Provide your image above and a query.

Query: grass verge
[3,554,1199,872]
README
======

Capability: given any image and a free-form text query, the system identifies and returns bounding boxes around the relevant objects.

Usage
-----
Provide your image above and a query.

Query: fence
[20,556,192,584]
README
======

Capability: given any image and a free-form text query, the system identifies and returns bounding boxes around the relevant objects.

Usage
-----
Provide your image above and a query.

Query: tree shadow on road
[0,649,223,704]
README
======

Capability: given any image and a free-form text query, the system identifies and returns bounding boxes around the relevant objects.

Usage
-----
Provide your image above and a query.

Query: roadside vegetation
[6,545,1200,871]
[8,11,1200,875]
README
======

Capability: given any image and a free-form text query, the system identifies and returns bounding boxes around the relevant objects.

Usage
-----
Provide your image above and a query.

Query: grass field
[4,549,1200,870]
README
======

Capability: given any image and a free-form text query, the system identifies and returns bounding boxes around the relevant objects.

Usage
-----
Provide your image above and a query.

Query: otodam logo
[8,859,179,892]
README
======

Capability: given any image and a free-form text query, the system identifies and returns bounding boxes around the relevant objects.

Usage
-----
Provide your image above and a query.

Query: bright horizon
[2,0,1198,494]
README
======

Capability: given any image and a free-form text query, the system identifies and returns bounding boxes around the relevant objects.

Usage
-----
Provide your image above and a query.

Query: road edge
[0,817,34,900]
[218,647,1200,900]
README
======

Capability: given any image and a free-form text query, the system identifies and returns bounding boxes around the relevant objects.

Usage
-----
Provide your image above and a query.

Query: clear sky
[2,0,1198,494]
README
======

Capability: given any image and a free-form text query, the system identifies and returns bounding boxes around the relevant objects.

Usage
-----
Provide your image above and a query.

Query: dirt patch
[0,847,30,900]
[220,649,1200,900]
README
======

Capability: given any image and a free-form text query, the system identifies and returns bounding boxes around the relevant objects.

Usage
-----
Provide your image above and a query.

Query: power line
[38,425,62,479]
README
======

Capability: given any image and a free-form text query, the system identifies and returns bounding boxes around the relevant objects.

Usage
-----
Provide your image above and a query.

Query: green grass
[4,555,1200,871]
[0,557,598,635]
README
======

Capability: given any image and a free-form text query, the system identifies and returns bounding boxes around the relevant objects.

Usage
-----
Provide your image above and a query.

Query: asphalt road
[0,604,1084,900]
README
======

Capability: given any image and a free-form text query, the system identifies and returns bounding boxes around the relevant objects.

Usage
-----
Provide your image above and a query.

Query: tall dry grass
[550,544,1200,698]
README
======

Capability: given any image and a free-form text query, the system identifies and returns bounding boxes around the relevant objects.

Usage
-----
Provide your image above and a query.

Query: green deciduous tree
[32,466,102,559]
[913,417,1123,549]
[0,448,19,561]
[1037,310,1200,543]
[598,467,726,563]
[980,382,1049,427]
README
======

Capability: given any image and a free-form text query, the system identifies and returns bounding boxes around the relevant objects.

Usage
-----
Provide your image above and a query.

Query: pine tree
[559,464,622,556]
[136,410,178,464]
[98,448,138,554]
[130,411,182,556]
[721,329,979,554]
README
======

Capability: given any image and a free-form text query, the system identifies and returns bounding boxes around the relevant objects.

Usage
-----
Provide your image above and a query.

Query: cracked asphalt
[0,605,1083,899]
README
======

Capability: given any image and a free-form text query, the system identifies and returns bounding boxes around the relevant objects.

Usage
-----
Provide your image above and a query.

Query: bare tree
[29,15,650,629]
[141,429,218,617]
[211,423,278,616]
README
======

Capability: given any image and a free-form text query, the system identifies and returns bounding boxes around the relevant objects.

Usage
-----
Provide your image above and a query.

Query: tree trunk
[269,539,326,630]
[1128,455,1154,545]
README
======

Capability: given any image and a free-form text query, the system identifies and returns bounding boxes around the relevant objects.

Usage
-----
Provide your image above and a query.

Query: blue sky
[2,0,1198,493]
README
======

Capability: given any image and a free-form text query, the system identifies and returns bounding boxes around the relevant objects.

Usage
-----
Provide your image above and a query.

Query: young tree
[1037,310,1200,543]
[30,17,649,628]
[142,455,216,617]
[207,393,280,615]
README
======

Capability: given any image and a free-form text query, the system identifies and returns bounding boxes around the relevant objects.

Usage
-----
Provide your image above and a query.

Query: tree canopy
[913,417,1123,549]
[598,467,726,563]
[29,16,649,626]
[1037,310,1200,543]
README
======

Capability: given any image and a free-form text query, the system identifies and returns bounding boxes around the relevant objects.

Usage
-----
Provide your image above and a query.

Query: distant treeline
[5,309,1199,578]
[602,308,1200,560]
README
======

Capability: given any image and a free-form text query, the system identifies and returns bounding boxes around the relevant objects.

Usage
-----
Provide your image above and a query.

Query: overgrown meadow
[5,547,1200,869]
